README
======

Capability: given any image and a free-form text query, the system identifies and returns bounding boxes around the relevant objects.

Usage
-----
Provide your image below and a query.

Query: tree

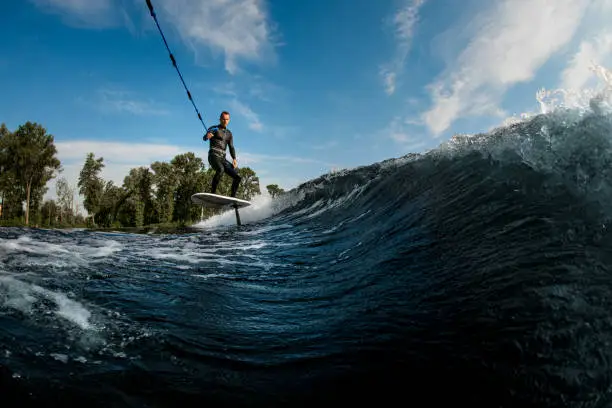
[171,152,207,223]
[266,184,284,198]
[40,199,59,226]
[56,177,74,224]
[96,181,130,227]
[151,160,178,224]
[0,123,11,218]
[207,166,260,201]
[4,122,61,226]
[121,166,154,227]
[78,153,105,225]
[236,167,260,201]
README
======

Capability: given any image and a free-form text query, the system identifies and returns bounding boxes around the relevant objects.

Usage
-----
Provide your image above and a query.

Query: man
[204,111,242,197]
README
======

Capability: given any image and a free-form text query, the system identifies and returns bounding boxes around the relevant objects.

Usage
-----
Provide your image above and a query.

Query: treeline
[0,121,285,228]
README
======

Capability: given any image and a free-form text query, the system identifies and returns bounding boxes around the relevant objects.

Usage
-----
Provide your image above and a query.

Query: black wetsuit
[205,125,241,197]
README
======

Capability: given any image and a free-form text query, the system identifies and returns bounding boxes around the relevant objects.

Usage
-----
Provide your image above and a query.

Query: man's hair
[220,111,230,118]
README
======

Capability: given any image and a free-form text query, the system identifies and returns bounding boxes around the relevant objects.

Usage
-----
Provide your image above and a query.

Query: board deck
[191,192,251,208]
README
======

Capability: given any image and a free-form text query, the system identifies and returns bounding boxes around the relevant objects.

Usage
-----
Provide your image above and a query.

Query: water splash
[537,63,612,115]
[498,63,612,129]
[192,193,281,228]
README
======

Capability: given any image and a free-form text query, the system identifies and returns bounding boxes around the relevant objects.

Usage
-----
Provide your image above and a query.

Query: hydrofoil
[191,193,251,226]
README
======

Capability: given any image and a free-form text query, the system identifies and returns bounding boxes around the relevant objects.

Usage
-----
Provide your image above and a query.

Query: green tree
[171,152,207,223]
[56,177,74,224]
[207,166,260,201]
[78,153,105,225]
[96,181,129,227]
[266,184,284,198]
[4,122,61,226]
[40,199,59,226]
[28,183,50,226]
[121,166,154,227]
[236,167,260,201]
[0,170,23,221]
[0,123,11,219]
[151,160,178,224]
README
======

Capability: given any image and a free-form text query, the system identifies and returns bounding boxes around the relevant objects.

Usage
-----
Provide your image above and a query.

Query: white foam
[502,62,612,127]
[0,277,38,313]
[0,235,123,269]
[48,290,92,330]
[0,235,71,256]
[81,239,123,258]
[50,353,69,363]
[192,273,229,279]
[191,193,283,228]
[0,276,93,330]
[191,188,316,229]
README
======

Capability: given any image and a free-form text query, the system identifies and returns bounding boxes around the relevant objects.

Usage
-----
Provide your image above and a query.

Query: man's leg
[208,153,225,194]
[223,160,242,197]
[211,171,223,194]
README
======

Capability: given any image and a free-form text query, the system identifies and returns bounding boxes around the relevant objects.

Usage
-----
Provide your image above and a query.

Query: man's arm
[228,133,237,168]
[204,126,217,141]
[228,133,236,159]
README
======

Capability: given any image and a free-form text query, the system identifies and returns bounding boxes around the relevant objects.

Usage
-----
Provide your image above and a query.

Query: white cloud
[229,99,263,132]
[45,140,187,201]
[241,152,342,192]
[30,0,278,74]
[90,88,170,116]
[311,140,338,151]
[155,0,278,75]
[29,0,132,29]
[55,140,184,164]
[239,152,336,168]
[381,0,426,95]
[560,31,612,90]
[381,117,427,153]
[420,0,590,136]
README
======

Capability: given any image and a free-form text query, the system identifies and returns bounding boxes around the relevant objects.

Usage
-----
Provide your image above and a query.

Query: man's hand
[232,159,237,169]
[205,132,213,140]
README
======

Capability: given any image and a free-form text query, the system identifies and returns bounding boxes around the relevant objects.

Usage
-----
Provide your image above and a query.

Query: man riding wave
[204,111,242,197]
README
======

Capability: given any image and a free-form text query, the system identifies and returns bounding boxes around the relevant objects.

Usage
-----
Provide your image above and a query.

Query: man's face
[220,114,230,127]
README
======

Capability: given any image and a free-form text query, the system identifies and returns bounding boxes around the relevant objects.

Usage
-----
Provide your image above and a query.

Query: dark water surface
[2,110,612,407]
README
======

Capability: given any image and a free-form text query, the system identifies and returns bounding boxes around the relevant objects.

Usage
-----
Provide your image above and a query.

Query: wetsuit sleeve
[228,132,236,159]
[204,126,218,141]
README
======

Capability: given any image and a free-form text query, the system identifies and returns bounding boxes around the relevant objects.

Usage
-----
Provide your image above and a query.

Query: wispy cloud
[239,152,337,168]
[30,0,279,74]
[155,0,279,75]
[55,140,184,164]
[197,74,287,104]
[380,0,426,95]
[420,0,590,136]
[229,99,263,132]
[560,31,612,91]
[78,88,170,116]
[311,140,338,151]
[29,0,134,30]
[247,77,288,103]
[381,117,427,152]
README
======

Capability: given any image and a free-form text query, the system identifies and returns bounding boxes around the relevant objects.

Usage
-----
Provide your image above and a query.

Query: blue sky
[2,0,612,205]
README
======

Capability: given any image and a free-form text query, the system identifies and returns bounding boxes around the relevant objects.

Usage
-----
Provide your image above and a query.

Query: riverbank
[0,221,204,234]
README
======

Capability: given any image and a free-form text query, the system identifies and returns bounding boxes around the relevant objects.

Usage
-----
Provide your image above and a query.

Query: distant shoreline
[0,224,206,234]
